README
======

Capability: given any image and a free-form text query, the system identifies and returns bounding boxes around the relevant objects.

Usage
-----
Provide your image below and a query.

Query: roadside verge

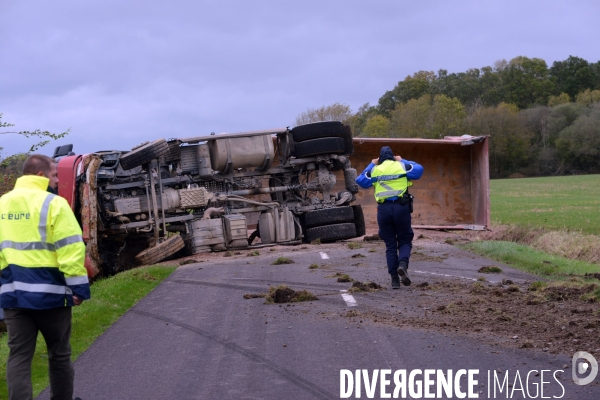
[0,265,176,397]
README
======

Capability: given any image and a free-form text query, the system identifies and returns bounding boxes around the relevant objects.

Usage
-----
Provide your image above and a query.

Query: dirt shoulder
[356,229,600,357]
[352,278,600,358]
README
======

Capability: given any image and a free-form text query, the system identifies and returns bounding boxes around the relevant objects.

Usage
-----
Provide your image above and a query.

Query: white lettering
[438,370,453,398]
[527,370,539,398]
[355,370,361,398]
[468,369,479,398]
[553,370,565,399]
[511,370,526,398]
[363,369,378,399]
[380,369,391,398]
[409,369,423,398]
[494,371,509,398]
[454,369,466,399]
[423,369,435,398]
[393,370,407,398]
[541,370,551,398]
[340,370,353,398]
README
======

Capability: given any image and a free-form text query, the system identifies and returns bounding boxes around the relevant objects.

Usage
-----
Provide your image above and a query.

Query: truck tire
[120,139,170,170]
[351,204,366,237]
[305,223,357,243]
[293,137,345,158]
[303,207,354,228]
[291,121,346,142]
[135,234,185,266]
[342,125,354,155]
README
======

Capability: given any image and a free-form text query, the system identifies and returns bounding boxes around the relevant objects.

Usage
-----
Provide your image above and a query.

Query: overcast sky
[1,0,598,158]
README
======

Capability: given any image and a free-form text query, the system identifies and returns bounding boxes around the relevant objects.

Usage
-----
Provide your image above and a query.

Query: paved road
[37,239,600,399]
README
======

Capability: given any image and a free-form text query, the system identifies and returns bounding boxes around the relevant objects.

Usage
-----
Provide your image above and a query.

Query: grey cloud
[1,0,599,157]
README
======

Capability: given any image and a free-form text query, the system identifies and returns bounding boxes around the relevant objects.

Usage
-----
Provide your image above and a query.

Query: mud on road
[353,278,600,358]
[171,228,600,360]
[344,229,600,360]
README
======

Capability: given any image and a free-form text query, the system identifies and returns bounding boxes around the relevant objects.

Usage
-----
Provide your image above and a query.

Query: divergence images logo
[572,351,598,386]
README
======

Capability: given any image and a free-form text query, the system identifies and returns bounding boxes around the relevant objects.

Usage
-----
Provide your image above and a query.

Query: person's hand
[395,155,402,161]
[73,295,83,306]
[371,158,379,165]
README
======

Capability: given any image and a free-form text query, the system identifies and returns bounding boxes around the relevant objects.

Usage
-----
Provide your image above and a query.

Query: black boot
[390,273,400,289]
[397,260,411,286]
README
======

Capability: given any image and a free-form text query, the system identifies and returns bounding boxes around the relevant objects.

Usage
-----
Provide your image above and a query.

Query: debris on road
[356,279,600,356]
[243,293,266,299]
[478,265,503,273]
[271,257,295,265]
[179,259,201,265]
[265,285,318,303]
[349,281,382,293]
[326,272,353,282]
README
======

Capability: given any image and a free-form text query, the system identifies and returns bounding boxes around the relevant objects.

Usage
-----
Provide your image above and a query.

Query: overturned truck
[55,122,365,276]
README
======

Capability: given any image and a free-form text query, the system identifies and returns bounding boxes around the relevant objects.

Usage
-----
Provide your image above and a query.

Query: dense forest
[345,56,600,179]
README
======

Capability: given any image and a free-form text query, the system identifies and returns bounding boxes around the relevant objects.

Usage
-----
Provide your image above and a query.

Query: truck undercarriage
[57,122,365,276]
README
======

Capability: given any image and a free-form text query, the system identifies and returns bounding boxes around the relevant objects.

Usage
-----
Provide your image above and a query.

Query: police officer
[356,146,423,288]
[0,154,90,400]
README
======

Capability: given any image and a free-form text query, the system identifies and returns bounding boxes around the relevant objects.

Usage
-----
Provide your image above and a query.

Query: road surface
[37,234,600,399]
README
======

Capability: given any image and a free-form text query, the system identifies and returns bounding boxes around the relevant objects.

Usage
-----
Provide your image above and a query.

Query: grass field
[0,265,176,397]
[463,240,600,278]
[466,174,600,281]
[490,174,600,234]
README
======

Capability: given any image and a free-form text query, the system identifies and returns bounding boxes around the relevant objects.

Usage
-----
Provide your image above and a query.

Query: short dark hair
[22,154,54,176]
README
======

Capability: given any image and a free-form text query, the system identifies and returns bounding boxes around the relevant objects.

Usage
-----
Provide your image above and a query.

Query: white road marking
[412,270,478,281]
[340,290,357,307]
[319,252,329,260]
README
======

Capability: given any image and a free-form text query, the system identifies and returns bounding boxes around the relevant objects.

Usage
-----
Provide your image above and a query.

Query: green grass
[490,174,600,234]
[0,265,176,397]
[463,241,600,278]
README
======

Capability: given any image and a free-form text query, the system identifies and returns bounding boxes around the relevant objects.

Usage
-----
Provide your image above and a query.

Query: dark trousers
[377,201,414,275]
[4,307,74,400]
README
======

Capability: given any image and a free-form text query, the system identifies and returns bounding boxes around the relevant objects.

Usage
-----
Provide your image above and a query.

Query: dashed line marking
[412,270,478,281]
[340,290,357,307]
[319,252,329,260]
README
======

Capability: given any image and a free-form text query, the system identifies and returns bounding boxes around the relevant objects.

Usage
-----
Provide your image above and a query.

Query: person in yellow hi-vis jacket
[0,154,90,400]
[356,146,423,289]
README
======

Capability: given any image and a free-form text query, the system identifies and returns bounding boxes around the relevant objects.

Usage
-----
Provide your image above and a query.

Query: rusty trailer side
[345,136,490,232]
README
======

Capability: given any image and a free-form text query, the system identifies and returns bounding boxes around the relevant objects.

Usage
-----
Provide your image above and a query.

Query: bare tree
[295,103,353,126]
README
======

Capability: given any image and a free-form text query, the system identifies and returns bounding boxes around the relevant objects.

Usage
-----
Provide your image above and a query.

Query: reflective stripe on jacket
[370,160,412,203]
[0,175,90,309]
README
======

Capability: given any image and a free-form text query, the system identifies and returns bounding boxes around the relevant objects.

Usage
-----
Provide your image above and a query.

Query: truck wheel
[303,207,354,228]
[135,234,185,265]
[291,121,346,142]
[305,223,357,243]
[119,139,170,170]
[351,205,366,237]
[293,137,345,158]
[342,125,354,155]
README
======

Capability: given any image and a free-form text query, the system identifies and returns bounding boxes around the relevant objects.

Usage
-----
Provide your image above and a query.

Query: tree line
[297,56,600,179]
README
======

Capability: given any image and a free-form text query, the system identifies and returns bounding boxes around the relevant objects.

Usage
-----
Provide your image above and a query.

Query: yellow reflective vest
[370,160,412,203]
[0,175,90,309]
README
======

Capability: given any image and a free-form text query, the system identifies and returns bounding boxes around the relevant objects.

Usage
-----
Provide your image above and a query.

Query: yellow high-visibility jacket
[370,160,412,203]
[0,175,90,309]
